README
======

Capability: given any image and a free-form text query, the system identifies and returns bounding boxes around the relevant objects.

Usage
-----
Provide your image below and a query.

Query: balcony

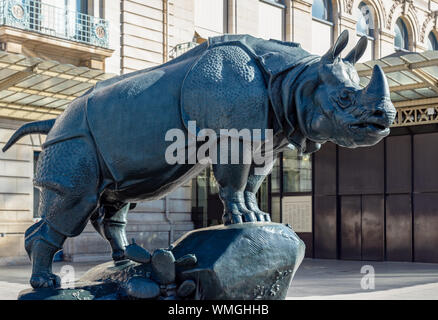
[0,0,109,48]
[0,0,113,70]
[169,42,198,59]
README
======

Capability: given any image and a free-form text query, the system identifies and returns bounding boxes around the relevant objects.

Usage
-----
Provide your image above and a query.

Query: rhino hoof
[243,212,257,222]
[223,213,244,225]
[112,249,126,261]
[30,272,61,289]
[231,215,243,224]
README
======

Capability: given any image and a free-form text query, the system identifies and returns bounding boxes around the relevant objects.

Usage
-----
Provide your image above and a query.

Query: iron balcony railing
[169,42,198,59]
[0,0,109,48]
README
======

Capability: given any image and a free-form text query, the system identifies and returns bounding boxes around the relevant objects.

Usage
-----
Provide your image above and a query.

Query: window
[427,32,438,51]
[76,0,88,14]
[394,18,409,51]
[312,0,332,22]
[356,2,374,38]
[355,2,375,61]
[282,149,312,193]
[99,0,105,19]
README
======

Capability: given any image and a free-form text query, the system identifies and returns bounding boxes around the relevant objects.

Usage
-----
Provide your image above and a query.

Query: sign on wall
[282,196,312,233]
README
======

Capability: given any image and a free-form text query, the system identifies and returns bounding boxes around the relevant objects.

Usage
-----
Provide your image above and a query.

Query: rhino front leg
[92,203,130,261]
[212,163,256,224]
[244,158,276,222]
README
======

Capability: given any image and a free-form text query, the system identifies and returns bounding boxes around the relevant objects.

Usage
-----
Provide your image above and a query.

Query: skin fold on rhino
[2,31,395,289]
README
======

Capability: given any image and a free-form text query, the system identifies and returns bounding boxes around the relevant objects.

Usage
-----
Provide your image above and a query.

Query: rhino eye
[338,89,354,108]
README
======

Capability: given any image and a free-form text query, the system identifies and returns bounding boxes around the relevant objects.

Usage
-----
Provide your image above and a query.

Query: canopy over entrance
[1,49,438,127]
[357,51,438,127]
[0,51,115,121]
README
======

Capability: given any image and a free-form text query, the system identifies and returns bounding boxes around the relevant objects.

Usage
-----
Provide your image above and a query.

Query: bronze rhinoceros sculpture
[3,31,395,288]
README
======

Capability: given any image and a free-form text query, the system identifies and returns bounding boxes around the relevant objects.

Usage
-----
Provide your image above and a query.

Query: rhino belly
[102,162,207,203]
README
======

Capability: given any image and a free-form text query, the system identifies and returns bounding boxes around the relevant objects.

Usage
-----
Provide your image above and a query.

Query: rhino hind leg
[27,138,100,288]
[212,163,257,224]
[25,219,66,288]
[91,203,129,261]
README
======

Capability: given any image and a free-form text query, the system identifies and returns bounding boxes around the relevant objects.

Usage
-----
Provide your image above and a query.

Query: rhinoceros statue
[2,31,395,289]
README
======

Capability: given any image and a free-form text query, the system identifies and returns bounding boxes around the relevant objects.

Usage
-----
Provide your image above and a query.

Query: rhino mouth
[349,121,389,136]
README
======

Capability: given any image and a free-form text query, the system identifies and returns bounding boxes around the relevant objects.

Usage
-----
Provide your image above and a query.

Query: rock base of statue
[18,222,305,300]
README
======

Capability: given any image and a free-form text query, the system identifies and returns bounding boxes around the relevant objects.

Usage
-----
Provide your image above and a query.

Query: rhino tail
[2,119,56,152]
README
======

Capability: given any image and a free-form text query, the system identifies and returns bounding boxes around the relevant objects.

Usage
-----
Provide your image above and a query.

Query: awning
[0,51,116,121]
[357,51,438,127]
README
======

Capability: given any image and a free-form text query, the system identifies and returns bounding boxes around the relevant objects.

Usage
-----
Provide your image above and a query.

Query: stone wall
[0,118,40,265]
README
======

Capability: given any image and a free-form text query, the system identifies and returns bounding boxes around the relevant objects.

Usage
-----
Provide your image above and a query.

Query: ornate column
[227,0,236,34]
[337,14,357,55]
[379,31,395,58]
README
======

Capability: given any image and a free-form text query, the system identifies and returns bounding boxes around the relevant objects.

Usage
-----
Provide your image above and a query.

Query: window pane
[312,0,330,21]
[394,22,403,49]
[271,157,281,193]
[257,178,269,213]
[282,148,312,193]
[394,18,409,50]
[271,196,281,223]
[356,2,374,38]
[427,32,438,50]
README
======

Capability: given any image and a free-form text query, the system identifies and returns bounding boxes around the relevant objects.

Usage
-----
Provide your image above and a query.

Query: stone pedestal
[18,222,305,300]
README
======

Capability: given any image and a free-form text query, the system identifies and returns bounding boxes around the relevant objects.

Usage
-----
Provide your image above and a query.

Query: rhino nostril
[373,109,384,117]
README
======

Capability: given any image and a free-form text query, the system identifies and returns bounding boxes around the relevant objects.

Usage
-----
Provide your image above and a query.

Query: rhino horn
[362,65,390,98]
[321,30,349,63]
[344,35,368,64]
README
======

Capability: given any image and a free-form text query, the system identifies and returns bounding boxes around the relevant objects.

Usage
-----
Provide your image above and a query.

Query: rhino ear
[344,35,368,64]
[321,30,349,63]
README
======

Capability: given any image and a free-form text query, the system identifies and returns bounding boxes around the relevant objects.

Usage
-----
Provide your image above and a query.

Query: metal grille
[392,105,438,127]
[169,42,198,59]
[0,0,109,48]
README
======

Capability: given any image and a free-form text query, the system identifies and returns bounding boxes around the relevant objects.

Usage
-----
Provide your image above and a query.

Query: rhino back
[181,44,269,138]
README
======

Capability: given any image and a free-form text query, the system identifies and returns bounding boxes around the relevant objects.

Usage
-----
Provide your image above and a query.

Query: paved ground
[287,259,438,300]
[0,261,97,300]
[0,258,437,300]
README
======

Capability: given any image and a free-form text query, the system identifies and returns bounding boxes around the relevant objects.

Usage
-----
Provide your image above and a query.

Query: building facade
[1,0,438,265]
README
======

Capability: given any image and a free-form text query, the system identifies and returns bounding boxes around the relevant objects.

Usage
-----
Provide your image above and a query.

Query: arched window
[312,0,332,22]
[356,2,374,38]
[427,32,438,51]
[394,18,409,51]
[355,2,375,61]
